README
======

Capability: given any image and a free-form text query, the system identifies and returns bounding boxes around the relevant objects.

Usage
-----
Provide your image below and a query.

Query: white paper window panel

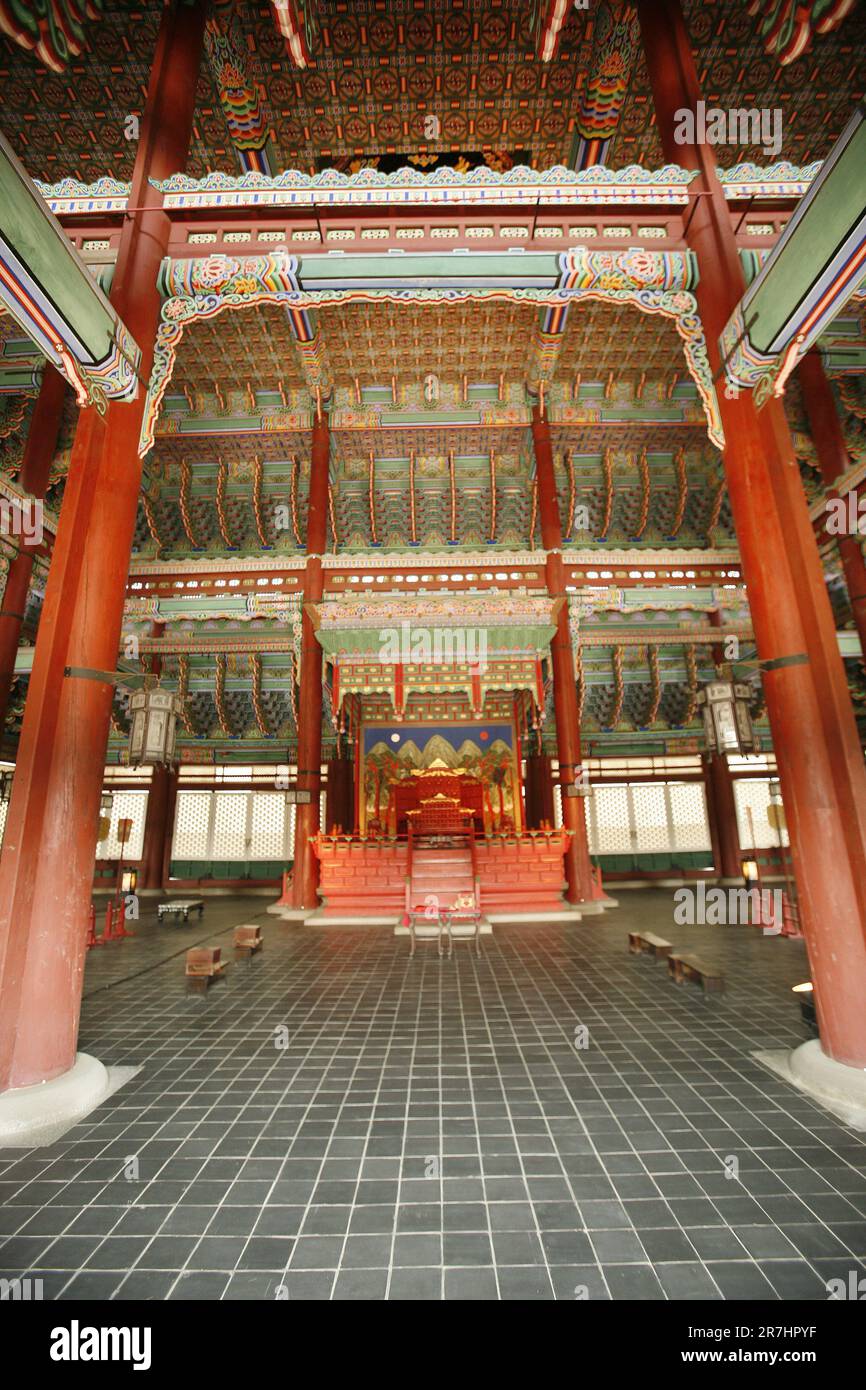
[630,783,671,852]
[173,790,296,860]
[550,761,563,829]
[173,791,212,858]
[211,792,250,859]
[99,791,148,859]
[0,799,7,847]
[734,778,789,849]
[586,781,711,855]
[668,782,712,851]
[589,784,633,854]
[249,793,287,859]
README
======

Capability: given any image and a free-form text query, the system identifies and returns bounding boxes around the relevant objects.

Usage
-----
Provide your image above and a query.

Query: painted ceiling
[0,0,864,765]
[0,1,863,183]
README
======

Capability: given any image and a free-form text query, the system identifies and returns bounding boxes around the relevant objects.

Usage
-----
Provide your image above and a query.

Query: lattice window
[586,780,711,856]
[99,791,148,859]
[668,782,711,851]
[174,788,297,860]
[735,779,789,849]
[590,784,633,854]
[630,783,671,852]
[249,793,286,860]
[211,792,249,859]
[173,791,212,858]
[0,799,7,848]
[171,771,316,863]
[551,761,563,829]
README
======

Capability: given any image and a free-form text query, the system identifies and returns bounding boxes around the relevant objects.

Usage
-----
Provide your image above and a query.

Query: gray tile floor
[1,889,864,1301]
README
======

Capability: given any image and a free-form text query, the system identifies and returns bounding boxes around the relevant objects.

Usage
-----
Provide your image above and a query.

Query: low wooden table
[668,952,724,993]
[158,899,204,923]
[628,931,672,960]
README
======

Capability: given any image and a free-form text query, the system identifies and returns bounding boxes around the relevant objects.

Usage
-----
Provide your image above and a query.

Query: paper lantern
[128,680,183,767]
[697,677,757,757]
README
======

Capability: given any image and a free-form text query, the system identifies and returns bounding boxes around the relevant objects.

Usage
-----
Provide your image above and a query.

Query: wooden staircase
[407,839,478,915]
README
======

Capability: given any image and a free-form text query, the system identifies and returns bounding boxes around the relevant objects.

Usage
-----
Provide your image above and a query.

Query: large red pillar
[139,766,176,892]
[532,405,595,904]
[137,622,175,891]
[704,756,742,880]
[639,0,866,1066]
[0,367,67,729]
[325,755,353,836]
[704,610,743,879]
[0,0,208,1092]
[291,412,330,909]
[524,752,555,830]
[798,352,866,660]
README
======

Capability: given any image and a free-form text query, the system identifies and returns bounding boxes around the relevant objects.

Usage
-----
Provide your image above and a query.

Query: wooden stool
[628,931,672,961]
[185,946,226,992]
[234,924,263,959]
[668,952,724,993]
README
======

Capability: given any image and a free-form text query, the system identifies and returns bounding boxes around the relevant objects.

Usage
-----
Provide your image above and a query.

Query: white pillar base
[755,1039,866,1131]
[0,1053,110,1148]
[266,905,315,921]
[579,895,619,914]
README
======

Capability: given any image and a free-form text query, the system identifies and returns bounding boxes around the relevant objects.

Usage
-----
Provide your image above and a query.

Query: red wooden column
[138,766,176,891]
[703,610,743,879]
[0,366,67,730]
[325,755,353,836]
[524,752,555,830]
[531,404,595,903]
[523,755,537,829]
[639,0,866,1067]
[704,757,742,880]
[136,620,178,892]
[0,0,208,1093]
[798,352,866,659]
[292,411,330,909]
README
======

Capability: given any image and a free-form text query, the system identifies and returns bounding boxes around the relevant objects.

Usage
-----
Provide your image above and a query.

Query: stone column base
[0,1053,109,1147]
[755,1040,866,1130]
[266,905,315,921]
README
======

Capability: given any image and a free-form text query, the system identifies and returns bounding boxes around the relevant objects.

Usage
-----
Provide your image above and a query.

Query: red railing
[315,826,561,846]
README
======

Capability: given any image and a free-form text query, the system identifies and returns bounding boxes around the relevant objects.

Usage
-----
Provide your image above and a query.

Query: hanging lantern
[128,678,183,767]
[696,672,757,757]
